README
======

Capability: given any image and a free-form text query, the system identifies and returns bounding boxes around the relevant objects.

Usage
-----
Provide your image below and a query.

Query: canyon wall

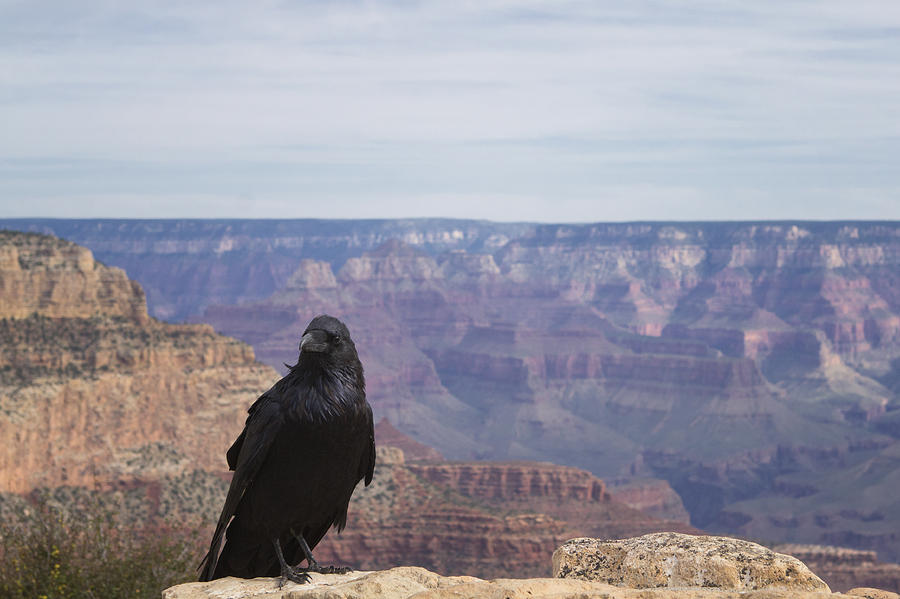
[197,221,900,562]
[315,445,697,579]
[0,219,530,321]
[0,232,278,499]
[0,230,696,581]
[775,544,900,593]
[3,220,900,565]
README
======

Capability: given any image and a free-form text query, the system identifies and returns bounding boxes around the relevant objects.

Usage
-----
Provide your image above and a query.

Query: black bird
[198,314,375,584]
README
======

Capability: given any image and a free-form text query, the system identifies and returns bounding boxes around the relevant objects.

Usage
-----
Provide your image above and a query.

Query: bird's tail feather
[210,519,280,579]
[197,526,225,582]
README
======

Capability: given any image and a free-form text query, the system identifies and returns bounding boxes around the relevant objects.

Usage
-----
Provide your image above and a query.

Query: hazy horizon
[3,215,900,225]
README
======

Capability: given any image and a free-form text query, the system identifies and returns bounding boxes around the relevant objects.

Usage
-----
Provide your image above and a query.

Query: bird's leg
[290,529,351,575]
[294,531,320,570]
[272,537,310,586]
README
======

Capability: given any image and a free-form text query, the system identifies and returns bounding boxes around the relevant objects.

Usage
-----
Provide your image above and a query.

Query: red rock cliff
[0,232,278,496]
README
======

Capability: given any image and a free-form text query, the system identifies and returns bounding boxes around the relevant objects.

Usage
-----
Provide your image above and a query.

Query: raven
[198,314,375,584]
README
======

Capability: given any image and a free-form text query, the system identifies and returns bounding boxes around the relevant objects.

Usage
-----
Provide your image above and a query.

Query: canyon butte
[3,219,900,578]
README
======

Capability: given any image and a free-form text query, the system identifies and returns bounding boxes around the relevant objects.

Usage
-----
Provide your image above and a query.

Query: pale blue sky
[1,1,899,221]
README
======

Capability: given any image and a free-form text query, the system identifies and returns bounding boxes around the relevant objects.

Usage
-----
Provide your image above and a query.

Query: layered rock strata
[7,221,900,572]
[0,233,695,581]
[0,233,702,583]
[0,232,277,519]
[190,226,900,563]
[314,447,696,579]
[1,219,531,321]
[609,477,692,523]
[776,545,900,594]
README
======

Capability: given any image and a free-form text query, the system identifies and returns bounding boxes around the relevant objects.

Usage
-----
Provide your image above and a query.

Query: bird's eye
[334,336,343,345]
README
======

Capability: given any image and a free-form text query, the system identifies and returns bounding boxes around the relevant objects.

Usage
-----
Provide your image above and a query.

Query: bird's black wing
[361,403,375,487]
[329,403,376,536]
[198,391,284,581]
[224,393,270,470]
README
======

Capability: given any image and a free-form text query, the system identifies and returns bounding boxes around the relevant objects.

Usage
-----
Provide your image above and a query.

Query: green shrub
[0,496,200,599]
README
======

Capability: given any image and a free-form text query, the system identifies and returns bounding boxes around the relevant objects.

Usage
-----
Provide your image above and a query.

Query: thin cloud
[0,1,898,220]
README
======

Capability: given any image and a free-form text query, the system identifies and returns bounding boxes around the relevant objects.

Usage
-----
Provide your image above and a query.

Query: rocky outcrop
[162,568,479,599]
[552,533,829,591]
[0,232,277,519]
[163,535,898,598]
[0,231,147,322]
[0,319,270,495]
[161,567,851,599]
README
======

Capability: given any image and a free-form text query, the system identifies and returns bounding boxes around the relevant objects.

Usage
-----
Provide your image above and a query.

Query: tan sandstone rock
[0,231,147,322]
[845,588,900,599]
[552,533,830,592]
[0,231,278,509]
[162,566,866,599]
[162,567,480,599]
[415,580,841,599]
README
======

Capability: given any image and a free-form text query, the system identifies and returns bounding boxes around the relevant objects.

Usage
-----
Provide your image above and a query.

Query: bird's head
[298,314,359,363]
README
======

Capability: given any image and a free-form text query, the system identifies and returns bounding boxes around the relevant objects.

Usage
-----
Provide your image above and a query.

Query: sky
[1,1,899,222]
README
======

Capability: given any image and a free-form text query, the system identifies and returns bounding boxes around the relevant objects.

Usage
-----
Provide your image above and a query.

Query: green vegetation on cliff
[0,496,199,599]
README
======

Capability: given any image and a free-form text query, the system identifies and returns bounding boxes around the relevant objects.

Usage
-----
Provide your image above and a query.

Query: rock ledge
[164,533,898,599]
[553,533,829,591]
[163,567,896,599]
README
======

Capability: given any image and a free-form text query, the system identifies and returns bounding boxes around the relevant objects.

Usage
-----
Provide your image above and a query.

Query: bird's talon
[278,566,311,586]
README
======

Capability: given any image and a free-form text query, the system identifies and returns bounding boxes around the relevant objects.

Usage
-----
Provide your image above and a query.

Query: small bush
[0,496,200,599]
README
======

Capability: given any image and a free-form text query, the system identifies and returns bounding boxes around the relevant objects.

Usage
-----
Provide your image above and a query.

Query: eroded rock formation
[608,477,692,523]
[0,232,278,521]
[181,223,900,563]
[552,533,829,591]
[6,221,900,572]
[314,446,696,579]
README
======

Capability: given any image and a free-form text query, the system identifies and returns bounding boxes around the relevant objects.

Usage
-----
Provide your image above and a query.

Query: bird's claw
[277,566,311,587]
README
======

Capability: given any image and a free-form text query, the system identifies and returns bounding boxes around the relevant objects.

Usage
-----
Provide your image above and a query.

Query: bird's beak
[300,329,329,353]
